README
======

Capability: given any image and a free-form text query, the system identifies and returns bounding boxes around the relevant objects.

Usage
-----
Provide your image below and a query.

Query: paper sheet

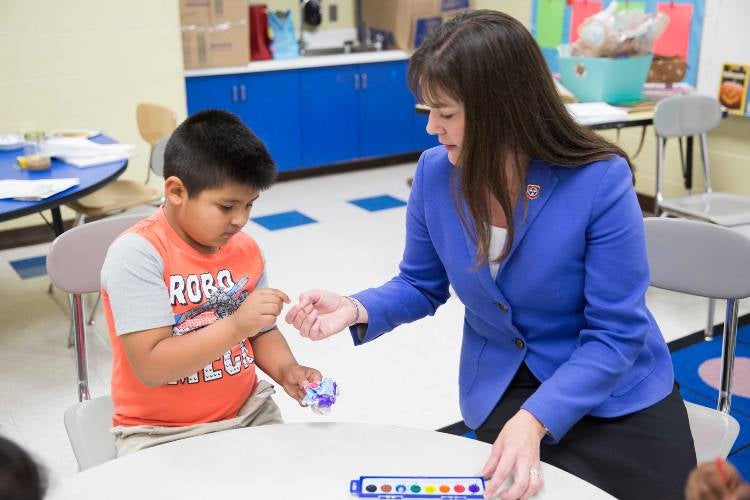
[0,178,80,201]
[570,0,603,43]
[654,2,693,60]
[565,102,629,125]
[535,0,566,48]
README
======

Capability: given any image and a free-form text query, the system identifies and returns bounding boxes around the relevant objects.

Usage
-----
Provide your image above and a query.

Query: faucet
[298,0,307,55]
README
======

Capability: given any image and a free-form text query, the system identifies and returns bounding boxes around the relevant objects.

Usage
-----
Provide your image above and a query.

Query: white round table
[48,423,614,499]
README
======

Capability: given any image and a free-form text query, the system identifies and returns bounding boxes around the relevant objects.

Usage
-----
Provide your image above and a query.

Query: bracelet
[344,296,360,326]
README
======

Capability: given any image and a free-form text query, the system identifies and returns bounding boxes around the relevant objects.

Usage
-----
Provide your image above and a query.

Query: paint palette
[349,475,485,498]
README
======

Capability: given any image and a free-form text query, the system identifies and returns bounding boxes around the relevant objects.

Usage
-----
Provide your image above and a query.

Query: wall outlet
[328,3,338,22]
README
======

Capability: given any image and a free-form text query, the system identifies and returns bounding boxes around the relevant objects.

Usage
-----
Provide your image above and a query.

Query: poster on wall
[718,63,750,116]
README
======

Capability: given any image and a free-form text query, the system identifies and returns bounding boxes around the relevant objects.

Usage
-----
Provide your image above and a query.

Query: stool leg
[87,293,101,325]
[718,299,739,413]
[705,298,716,340]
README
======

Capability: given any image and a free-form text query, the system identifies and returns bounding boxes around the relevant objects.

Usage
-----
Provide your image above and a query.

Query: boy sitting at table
[100,110,320,456]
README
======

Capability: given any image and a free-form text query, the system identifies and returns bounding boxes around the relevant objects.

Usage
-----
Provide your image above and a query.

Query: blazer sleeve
[521,157,653,443]
[349,150,451,345]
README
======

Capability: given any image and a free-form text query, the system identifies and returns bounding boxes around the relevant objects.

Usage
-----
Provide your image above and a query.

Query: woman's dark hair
[164,109,277,197]
[0,436,47,500]
[408,10,633,265]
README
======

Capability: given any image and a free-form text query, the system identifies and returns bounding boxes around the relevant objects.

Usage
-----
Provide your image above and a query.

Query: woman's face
[425,90,465,166]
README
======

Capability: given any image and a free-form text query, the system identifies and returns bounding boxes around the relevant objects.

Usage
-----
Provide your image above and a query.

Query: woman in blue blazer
[286,10,695,500]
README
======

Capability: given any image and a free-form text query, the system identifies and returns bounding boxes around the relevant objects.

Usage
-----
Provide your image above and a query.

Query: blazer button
[514,337,525,349]
[497,303,508,313]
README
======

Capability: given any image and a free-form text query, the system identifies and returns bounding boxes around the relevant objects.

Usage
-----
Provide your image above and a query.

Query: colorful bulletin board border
[530,0,705,86]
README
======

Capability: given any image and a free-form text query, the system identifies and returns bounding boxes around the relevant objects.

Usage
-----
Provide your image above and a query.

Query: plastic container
[558,54,653,104]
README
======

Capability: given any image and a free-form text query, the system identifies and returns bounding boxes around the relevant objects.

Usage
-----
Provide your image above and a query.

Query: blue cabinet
[185,58,435,173]
[358,61,415,158]
[299,65,359,167]
[186,71,302,172]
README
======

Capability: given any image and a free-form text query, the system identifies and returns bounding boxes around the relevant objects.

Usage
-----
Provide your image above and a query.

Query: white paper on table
[40,137,134,168]
[0,178,80,200]
[565,102,629,125]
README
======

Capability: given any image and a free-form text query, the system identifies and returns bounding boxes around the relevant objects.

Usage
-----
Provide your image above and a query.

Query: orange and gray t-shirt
[101,208,268,427]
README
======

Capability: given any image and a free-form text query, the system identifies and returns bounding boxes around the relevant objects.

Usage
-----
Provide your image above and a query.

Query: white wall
[0,0,187,231]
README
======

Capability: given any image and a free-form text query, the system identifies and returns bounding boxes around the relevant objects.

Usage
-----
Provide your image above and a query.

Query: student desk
[0,136,127,235]
[48,422,614,499]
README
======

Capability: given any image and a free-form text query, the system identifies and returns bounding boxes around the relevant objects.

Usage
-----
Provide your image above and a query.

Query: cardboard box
[180,0,248,69]
[362,0,469,52]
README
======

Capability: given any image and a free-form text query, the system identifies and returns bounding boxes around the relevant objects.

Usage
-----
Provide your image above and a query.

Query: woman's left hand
[481,409,546,499]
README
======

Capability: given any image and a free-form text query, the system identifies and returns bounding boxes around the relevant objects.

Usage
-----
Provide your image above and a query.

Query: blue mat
[672,322,750,477]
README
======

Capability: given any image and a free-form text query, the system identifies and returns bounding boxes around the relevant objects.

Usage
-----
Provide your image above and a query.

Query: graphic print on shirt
[167,271,255,385]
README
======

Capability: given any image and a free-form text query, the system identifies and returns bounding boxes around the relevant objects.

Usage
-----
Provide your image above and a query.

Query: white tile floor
[0,161,746,483]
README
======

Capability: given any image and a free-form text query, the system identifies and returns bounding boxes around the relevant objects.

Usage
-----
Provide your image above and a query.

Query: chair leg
[705,298,716,340]
[70,293,91,402]
[718,298,740,413]
[655,136,666,216]
[87,293,101,325]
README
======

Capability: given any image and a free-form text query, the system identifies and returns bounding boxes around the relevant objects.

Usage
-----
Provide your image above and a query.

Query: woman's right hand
[284,289,358,340]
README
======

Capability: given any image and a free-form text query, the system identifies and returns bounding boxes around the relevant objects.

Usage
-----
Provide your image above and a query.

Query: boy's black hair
[0,436,47,500]
[163,109,277,197]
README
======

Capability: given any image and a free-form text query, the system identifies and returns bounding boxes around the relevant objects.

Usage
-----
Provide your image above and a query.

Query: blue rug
[671,321,750,477]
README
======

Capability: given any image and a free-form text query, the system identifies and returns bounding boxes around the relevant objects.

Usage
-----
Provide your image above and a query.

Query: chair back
[64,395,116,470]
[644,217,750,300]
[47,214,146,294]
[150,135,169,178]
[136,103,177,146]
[653,95,722,138]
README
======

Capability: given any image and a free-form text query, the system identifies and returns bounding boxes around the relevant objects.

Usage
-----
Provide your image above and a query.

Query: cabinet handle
[362,73,368,90]
[240,84,246,101]
[232,85,238,103]
[354,73,360,90]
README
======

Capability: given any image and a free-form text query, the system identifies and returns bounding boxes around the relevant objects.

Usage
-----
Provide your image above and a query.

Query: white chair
[645,217,750,415]
[685,401,739,461]
[653,94,750,339]
[63,395,116,470]
[47,213,146,402]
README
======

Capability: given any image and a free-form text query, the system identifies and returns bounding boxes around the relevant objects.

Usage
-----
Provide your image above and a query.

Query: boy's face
[166,179,259,253]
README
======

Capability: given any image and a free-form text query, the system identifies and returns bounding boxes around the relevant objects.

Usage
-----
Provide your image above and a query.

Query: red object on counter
[249,4,272,61]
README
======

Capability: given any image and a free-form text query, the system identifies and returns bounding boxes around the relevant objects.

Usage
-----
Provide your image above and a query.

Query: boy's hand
[278,364,322,403]
[231,288,290,340]
[285,289,357,340]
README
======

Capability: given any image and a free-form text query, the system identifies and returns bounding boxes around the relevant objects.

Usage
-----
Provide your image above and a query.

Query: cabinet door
[236,71,302,172]
[185,74,244,115]
[358,61,415,158]
[299,65,359,167]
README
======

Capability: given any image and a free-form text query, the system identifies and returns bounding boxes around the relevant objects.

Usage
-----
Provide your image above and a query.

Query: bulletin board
[530,0,705,86]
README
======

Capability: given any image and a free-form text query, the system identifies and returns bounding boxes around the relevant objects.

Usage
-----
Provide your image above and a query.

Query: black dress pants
[475,364,697,500]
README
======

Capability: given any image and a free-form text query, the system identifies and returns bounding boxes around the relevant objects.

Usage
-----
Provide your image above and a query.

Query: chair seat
[660,192,750,226]
[66,179,160,217]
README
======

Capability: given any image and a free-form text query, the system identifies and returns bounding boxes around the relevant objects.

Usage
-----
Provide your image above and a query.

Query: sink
[302,45,379,57]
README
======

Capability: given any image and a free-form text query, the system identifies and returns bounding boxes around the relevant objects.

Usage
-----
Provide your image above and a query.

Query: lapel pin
[526,184,541,200]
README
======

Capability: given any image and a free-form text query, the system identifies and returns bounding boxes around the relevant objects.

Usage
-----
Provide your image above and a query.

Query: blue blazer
[351,146,674,443]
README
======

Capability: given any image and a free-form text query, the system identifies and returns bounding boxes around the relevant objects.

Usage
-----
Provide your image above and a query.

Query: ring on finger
[529,467,542,479]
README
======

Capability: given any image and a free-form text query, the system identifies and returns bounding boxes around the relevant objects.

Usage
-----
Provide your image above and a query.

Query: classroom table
[48,422,614,499]
[0,135,128,235]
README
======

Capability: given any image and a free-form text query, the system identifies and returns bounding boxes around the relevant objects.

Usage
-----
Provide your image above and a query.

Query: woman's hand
[481,409,546,499]
[284,289,359,340]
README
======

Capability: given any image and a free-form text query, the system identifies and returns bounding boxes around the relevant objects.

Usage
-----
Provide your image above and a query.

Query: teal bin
[558,54,653,104]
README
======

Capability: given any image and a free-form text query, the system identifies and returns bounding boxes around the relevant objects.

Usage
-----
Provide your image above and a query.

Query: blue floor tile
[9,255,47,279]
[348,195,407,212]
[251,210,317,231]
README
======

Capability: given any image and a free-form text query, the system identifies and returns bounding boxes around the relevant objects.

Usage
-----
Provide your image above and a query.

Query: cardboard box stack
[362,0,470,52]
[180,0,249,69]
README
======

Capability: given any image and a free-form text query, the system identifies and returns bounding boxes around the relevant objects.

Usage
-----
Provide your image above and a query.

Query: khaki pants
[111,380,282,457]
